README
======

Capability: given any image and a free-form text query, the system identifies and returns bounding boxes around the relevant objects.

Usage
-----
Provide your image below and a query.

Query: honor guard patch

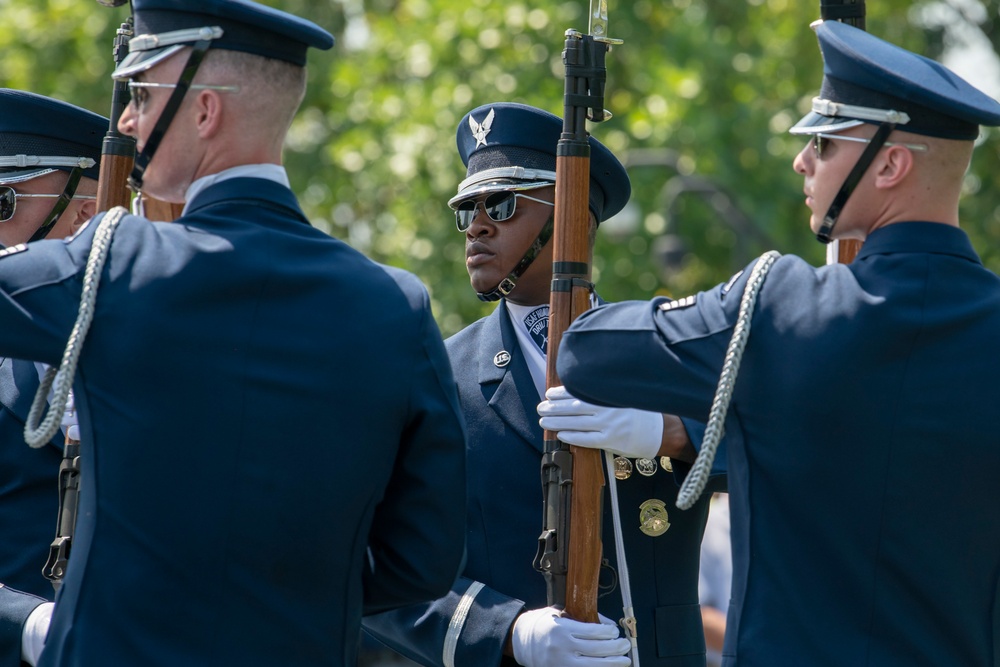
[659,295,696,312]
[523,305,549,355]
[0,243,27,259]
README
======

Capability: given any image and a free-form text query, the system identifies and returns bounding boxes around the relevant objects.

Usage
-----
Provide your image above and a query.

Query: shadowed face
[460,186,555,306]
[793,126,873,241]
[0,170,93,247]
[117,50,202,204]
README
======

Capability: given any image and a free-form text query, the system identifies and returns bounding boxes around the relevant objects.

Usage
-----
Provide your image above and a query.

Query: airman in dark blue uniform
[0,1,466,665]
[556,21,1000,667]
[0,90,106,602]
[365,103,723,667]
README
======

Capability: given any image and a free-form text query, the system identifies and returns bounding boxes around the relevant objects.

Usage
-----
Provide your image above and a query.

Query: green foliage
[3,0,999,336]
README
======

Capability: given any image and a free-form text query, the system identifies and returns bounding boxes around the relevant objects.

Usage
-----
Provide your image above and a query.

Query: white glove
[538,386,663,460]
[511,606,631,667]
[60,391,79,441]
[21,602,53,666]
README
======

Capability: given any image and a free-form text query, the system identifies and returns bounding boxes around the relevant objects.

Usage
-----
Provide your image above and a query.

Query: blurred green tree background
[2,0,998,336]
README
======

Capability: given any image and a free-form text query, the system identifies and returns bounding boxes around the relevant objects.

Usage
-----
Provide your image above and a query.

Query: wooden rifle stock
[834,240,862,263]
[139,196,185,221]
[545,141,604,623]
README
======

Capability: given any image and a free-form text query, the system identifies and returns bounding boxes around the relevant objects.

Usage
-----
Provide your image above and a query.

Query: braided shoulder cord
[25,206,129,448]
[676,250,781,510]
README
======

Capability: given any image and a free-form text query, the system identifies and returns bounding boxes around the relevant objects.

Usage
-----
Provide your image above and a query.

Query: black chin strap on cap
[816,122,895,244]
[128,36,215,192]
[476,216,555,302]
[28,167,85,243]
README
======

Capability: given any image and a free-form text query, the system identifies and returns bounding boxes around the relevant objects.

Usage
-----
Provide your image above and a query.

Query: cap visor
[448,179,554,209]
[789,111,865,135]
[112,44,185,79]
[0,168,59,185]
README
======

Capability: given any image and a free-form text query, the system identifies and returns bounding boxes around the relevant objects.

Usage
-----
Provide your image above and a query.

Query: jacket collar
[184,177,310,225]
[856,221,981,264]
[477,301,545,452]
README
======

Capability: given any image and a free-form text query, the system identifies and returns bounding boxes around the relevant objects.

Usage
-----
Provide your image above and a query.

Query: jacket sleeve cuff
[673,418,728,489]
[0,585,48,666]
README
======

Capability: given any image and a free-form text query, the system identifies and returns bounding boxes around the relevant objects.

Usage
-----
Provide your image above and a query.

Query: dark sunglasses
[0,185,96,223]
[454,191,554,232]
[810,132,928,161]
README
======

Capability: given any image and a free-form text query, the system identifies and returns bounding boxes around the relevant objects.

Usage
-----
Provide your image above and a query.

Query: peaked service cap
[451,102,631,224]
[112,0,334,80]
[790,20,1000,140]
[0,88,106,185]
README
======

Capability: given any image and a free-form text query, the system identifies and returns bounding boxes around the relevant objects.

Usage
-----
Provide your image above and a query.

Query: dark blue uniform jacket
[0,177,467,667]
[365,300,723,667]
[558,222,1000,667]
[0,359,63,600]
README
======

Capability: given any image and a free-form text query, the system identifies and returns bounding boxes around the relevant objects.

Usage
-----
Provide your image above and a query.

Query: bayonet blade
[588,0,622,45]
[589,0,609,39]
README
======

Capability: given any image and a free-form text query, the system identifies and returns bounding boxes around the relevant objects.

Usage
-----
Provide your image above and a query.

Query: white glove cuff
[21,602,53,666]
[631,409,664,460]
[511,610,540,667]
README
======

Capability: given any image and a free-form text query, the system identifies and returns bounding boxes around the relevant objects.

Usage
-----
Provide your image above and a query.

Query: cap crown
[792,21,1000,139]
[115,0,334,78]
[0,89,107,183]
[454,103,631,223]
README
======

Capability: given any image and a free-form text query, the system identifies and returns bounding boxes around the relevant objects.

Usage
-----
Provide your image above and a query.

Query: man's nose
[793,143,811,175]
[118,103,135,137]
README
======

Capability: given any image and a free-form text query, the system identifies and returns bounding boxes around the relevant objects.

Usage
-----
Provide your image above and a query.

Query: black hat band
[466,145,606,221]
[820,75,979,140]
[135,9,309,66]
[0,136,100,181]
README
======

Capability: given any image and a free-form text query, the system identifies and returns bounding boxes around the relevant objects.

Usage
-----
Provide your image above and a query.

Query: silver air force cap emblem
[469,108,495,148]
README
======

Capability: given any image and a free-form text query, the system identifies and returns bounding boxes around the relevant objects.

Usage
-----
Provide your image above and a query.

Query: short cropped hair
[201,48,307,134]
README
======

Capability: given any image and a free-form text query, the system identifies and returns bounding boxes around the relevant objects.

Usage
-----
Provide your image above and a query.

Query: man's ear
[194,89,224,139]
[72,199,98,232]
[873,145,915,189]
